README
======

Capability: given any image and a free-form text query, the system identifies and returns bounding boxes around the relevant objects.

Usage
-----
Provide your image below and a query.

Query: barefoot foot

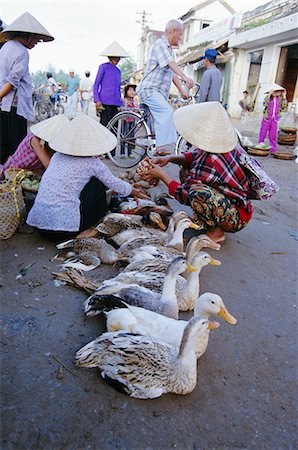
[206,228,225,243]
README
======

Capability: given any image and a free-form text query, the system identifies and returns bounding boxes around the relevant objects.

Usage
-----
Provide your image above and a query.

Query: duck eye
[211,301,215,304]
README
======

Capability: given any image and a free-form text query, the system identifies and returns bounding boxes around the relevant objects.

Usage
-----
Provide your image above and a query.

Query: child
[121,84,139,158]
[258,83,288,153]
[1,114,69,176]
[26,114,148,242]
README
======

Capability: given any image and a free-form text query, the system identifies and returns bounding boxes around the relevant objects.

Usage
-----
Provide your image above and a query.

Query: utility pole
[136,10,152,70]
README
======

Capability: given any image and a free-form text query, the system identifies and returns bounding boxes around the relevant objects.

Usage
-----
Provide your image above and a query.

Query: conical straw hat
[173,102,238,154]
[3,12,54,42]
[30,115,69,143]
[49,114,117,157]
[265,83,285,95]
[100,41,129,57]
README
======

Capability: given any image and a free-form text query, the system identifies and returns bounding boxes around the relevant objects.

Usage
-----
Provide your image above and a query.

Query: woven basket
[0,179,26,239]
[4,167,41,193]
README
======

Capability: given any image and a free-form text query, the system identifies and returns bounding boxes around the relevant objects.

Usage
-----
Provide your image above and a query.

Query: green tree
[119,56,137,83]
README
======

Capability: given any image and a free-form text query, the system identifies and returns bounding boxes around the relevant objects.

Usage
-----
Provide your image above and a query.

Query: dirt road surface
[1,129,297,449]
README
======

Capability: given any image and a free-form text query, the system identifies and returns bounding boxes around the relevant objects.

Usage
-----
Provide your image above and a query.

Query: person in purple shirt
[93,41,128,127]
[0,12,54,164]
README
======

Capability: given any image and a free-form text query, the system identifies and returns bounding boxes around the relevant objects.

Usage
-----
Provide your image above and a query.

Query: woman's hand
[131,187,151,200]
[151,156,172,167]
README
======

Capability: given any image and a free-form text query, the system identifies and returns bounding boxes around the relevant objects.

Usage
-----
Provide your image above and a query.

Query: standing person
[140,102,253,243]
[64,69,80,119]
[197,48,222,103]
[121,84,139,158]
[136,20,194,155]
[26,114,149,242]
[93,41,128,126]
[79,70,93,115]
[258,83,288,153]
[0,12,54,164]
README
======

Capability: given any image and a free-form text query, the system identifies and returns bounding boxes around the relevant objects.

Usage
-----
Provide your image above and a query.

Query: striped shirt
[137,35,174,101]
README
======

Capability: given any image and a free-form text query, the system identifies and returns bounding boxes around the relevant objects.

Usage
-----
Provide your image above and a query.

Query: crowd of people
[0,12,288,244]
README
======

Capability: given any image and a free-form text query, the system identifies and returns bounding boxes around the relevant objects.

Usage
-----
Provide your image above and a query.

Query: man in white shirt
[79,70,93,115]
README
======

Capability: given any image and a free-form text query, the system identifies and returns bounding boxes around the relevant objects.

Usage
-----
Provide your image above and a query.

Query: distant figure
[93,41,128,126]
[121,84,139,159]
[239,90,252,113]
[136,19,194,155]
[258,83,288,153]
[64,69,80,119]
[197,48,222,103]
[46,72,59,103]
[0,12,54,164]
[80,70,93,115]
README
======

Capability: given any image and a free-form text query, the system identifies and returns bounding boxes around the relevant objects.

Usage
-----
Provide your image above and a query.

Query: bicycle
[33,88,65,122]
[106,82,246,168]
[106,83,201,168]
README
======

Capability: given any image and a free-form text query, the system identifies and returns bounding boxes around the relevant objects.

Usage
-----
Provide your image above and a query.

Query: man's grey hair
[165,19,183,32]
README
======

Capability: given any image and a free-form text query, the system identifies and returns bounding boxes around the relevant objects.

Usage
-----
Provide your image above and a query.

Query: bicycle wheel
[106,111,152,168]
[34,101,52,121]
[175,136,196,155]
[54,104,65,115]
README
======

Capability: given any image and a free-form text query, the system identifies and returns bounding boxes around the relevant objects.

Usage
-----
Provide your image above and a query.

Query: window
[247,50,263,92]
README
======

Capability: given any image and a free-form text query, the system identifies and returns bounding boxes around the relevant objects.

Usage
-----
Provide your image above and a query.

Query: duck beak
[186,264,197,272]
[208,320,220,330]
[157,220,167,230]
[189,222,200,230]
[209,258,221,266]
[218,307,237,325]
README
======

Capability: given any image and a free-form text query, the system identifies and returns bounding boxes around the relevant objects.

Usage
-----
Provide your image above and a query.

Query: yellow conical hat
[3,12,54,42]
[173,102,238,154]
[100,41,129,57]
[49,114,117,157]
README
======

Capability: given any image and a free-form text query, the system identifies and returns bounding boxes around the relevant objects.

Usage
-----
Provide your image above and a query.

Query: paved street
[1,125,297,448]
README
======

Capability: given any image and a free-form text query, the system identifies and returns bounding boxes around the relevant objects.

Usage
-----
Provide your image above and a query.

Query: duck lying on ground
[75,317,212,399]
[84,257,196,319]
[106,292,237,358]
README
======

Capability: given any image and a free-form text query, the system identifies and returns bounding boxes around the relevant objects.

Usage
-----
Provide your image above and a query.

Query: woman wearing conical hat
[1,115,69,177]
[258,83,288,153]
[93,41,129,127]
[0,12,54,164]
[26,114,148,242]
[140,102,253,243]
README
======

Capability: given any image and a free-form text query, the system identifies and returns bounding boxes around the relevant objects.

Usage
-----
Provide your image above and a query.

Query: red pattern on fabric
[2,132,45,175]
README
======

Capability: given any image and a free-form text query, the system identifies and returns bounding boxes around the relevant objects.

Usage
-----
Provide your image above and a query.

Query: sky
[1,0,271,79]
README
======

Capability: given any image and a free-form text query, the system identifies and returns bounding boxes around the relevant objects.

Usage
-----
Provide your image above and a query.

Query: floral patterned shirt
[27,153,132,231]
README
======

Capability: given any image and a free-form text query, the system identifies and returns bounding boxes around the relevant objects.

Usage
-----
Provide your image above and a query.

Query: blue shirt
[0,40,34,121]
[66,75,80,96]
[198,65,222,103]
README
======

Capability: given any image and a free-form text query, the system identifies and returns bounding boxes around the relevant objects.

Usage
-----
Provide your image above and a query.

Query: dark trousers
[100,104,119,127]
[0,108,27,164]
[37,177,108,243]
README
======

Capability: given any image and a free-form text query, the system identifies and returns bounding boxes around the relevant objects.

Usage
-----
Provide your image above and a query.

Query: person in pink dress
[258,83,288,153]
[121,84,139,158]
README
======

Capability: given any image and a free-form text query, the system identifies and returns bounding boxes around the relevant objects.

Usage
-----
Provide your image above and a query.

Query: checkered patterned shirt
[137,35,174,101]
[2,132,45,175]
[169,146,253,212]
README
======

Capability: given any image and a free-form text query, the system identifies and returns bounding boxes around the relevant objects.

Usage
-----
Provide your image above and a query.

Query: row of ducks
[56,209,237,399]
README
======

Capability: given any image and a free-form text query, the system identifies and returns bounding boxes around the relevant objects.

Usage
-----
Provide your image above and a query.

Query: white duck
[106,292,237,358]
[84,257,196,319]
[75,317,212,399]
